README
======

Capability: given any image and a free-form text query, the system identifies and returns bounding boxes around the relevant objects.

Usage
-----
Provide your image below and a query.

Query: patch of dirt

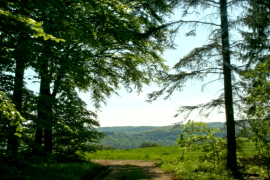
[92,160,175,180]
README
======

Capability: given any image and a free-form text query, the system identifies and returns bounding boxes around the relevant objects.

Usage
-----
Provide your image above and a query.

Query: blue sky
[25,9,227,127]
[81,29,226,127]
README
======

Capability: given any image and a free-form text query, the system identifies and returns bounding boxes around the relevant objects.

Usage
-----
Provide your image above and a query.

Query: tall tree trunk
[44,126,53,154]
[33,127,43,156]
[219,0,238,174]
[33,48,63,156]
[44,95,53,154]
[44,74,62,154]
[34,59,53,155]
[7,57,25,154]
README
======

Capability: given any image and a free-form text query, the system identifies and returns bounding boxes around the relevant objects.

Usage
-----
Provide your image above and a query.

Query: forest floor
[91,160,175,180]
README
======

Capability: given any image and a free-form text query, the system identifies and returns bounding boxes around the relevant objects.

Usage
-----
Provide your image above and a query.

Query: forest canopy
[0,0,179,162]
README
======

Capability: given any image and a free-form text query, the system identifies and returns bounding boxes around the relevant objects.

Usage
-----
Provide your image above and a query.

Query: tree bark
[33,127,43,156]
[7,57,25,154]
[34,58,53,155]
[219,0,238,174]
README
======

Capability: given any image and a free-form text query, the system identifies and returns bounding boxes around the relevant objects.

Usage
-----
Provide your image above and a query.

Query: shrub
[150,142,162,147]
[176,120,226,162]
[103,146,117,150]
[139,141,161,148]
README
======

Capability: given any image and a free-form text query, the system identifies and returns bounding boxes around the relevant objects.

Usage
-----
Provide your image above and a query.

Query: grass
[1,141,265,180]
[87,145,201,161]
[87,141,255,161]
[119,164,147,180]
[0,162,106,180]
[88,141,270,179]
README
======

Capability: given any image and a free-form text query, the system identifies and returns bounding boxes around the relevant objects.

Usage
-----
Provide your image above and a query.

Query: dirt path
[92,160,174,180]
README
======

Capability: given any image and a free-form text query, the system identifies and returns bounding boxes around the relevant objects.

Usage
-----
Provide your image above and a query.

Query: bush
[150,142,162,147]
[139,141,161,148]
[103,146,117,150]
[176,120,226,162]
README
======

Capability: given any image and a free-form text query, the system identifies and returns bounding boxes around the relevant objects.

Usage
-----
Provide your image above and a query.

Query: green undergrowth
[0,162,106,180]
[87,145,201,161]
[89,142,270,179]
[1,142,264,180]
[160,160,235,180]
[119,164,147,180]
[88,141,255,161]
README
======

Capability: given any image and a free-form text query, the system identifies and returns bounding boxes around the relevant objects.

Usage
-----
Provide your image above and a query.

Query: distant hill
[96,126,158,134]
[95,122,226,149]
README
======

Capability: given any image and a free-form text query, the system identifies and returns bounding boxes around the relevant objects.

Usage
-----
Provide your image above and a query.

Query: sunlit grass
[88,141,256,161]
[88,141,265,179]
[3,142,258,179]
[88,145,202,161]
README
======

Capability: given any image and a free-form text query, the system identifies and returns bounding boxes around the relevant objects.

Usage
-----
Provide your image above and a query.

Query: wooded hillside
[95,122,226,149]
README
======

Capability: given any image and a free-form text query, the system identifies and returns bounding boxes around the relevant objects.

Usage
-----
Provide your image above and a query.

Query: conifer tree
[147,0,245,174]
[239,0,270,155]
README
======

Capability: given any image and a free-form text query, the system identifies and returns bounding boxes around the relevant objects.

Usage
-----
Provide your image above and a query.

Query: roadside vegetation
[0,162,106,180]
[89,121,269,179]
[1,123,268,179]
[88,142,268,179]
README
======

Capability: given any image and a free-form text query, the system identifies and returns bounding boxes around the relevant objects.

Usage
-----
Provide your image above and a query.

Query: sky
[85,9,228,127]
[80,29,226,127]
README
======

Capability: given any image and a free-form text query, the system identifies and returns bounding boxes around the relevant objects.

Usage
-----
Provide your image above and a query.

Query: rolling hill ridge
[95,122,226,149]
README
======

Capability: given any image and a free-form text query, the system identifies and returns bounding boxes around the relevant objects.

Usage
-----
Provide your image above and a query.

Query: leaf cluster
[176,120,226,162]
[0,0,180,163]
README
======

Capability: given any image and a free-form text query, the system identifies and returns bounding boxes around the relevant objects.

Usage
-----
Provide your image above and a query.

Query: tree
[219,0,237,172]
[28,0,179,156]
[238,0,270,156]
[147,0,244,174]
[0,8,36,155]
[0,92,25,153]
[1,0,180,160]
[177,120,226,162]
[0,0,65,156]
[51,89,104,161]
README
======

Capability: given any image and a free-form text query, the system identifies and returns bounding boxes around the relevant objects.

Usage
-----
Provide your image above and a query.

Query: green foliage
[96,123,225,149]
[242,59,270,155]
[98,126,181,149]
[0,162,105,180]
[0,8,65,42]
[88,142,262,179]
[150,142,162,147]
[139,141,152,148]
[139,141,161,148]
[88,141,270,179]
[146,0,241,171]
[239,0,270,159]
[0,91,25,145]
[1,0,179,162]
[51,90,105,161]
[120,164,147,180]
[103,146,118,150]
[176,120,226,162]
[88,146,201,161]
[96,126,158,134]
[0,92,25,128]
[161,160,234,180]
